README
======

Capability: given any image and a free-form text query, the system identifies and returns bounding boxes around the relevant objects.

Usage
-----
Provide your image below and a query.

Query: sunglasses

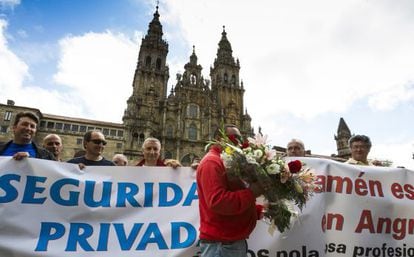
[89,139,107,145]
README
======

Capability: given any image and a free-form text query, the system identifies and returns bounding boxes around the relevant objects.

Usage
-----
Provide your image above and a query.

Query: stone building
[0,6,352,164]
[0,100,124,161]
[122,7,252,165]
[0,6,253,165]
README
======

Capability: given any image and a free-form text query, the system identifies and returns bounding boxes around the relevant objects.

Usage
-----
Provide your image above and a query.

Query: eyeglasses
[351,144,369,150]
[89,139,107,145]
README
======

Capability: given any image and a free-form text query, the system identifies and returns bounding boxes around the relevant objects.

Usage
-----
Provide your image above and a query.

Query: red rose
[288,160,302,173]
[228,134,239,145]
[241,141,250,149]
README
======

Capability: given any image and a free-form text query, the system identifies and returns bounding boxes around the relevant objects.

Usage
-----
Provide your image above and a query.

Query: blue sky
[1,0,414,169]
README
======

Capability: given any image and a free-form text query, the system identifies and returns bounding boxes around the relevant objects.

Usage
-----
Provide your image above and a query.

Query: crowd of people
[0,111,387,257]
[0,111,183,168]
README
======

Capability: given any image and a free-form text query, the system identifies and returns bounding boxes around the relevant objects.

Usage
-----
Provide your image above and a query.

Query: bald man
[43,134,63,161]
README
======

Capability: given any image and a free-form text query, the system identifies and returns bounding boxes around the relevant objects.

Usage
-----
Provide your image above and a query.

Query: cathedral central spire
[215,25,235,66]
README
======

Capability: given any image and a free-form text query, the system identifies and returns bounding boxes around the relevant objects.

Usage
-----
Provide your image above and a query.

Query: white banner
[0,157,413,257]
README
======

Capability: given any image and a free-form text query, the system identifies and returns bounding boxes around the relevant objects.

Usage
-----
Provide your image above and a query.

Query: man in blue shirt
[0,111,54,160]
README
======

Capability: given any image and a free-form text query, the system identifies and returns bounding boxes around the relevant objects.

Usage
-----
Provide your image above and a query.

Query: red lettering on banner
[315,174,384,197]
[321,213,344,232]
[391,183,414,200]
[355,209,414,240]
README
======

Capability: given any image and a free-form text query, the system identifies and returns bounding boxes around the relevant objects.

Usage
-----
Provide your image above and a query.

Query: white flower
[246,153,257,164]
[266,163,280,174]
[220,153,233,168]
[253,149,263,160]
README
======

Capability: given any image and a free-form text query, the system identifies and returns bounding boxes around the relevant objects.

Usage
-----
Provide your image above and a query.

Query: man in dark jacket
[0,111,55,160]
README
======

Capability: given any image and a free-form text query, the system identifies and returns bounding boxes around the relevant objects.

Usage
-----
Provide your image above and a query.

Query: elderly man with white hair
[286,138,306,157]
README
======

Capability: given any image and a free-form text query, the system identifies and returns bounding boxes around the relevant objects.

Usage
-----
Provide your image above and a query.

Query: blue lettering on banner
[183,182,198,206]
[144,183,154,207]
[115,223,143,250]
[50,178,80,206]
[116,182,140,207]
[0,174,198,208]
[84,181,112,207]
[35,221,197,251]
[22,175,47,204]
[159,183,183,207]
[0,174,20,203]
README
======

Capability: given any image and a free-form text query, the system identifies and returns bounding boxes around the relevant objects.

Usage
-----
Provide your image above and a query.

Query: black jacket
[0,140,55,160]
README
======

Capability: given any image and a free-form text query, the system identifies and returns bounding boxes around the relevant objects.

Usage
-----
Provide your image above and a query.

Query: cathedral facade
[122,7,253,165]
[0,7,353,164]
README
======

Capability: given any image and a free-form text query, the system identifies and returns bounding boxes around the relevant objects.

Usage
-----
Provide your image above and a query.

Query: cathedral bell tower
[122,6,169,158]
[335,117,352,159]
[209,26,252,135]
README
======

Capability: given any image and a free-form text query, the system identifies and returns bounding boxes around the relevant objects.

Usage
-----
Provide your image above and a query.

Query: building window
[116,143,122,149]
[47,122,54,129]
[117,130,124,137]
[40,121,46,128]
[0,125,8,133]
[145,56,151,67]
[156,58,161,70]
[76,138,83,145]
[187,104,199,118]
[55,123,63,130]
[79,125,86,132]
[63,123,71,131]
[87,126,94,131]
[166,125,173,138]
[188,123,197,140]
[4,111,12,121]
[103,128,109,135]
[71,124,79,132]
[110,129,116,136]
[231,75,236,86]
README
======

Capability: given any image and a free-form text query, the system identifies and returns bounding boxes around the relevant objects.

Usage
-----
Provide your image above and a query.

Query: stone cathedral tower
[122,7,252,165]
[334,117,352,159]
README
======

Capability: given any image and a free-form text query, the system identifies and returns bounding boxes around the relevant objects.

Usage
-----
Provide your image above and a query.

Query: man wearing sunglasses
[67,130,114,166]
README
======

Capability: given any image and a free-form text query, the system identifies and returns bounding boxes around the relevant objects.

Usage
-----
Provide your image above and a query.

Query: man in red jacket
[196,124,264,257]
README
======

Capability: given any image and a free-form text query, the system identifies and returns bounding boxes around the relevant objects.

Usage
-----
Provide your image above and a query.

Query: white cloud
[53,31,139,122]
[1,16,142,122]
[0,0,20,8]
[371,141,414,169]
[164,0,414,120]
[0,19,29,95]
[368,83,414,110]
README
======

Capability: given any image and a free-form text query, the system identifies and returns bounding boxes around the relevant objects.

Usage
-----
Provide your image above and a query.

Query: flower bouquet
[206,131,318,233]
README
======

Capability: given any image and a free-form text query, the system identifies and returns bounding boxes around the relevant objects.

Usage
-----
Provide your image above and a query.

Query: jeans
[200,239,247,257]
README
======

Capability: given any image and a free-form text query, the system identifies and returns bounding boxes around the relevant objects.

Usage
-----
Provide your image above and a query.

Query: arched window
[166,125,173,138]
[231,75,236,86]
[132,133,138,148]
[187,104,199,119]
[190,74,197,84]
[139,133,145,146]
[180,154,192,167]
[145,56,151,67]
[224,73,228,83]
[156,58,162,70]
[188,123,197,140]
